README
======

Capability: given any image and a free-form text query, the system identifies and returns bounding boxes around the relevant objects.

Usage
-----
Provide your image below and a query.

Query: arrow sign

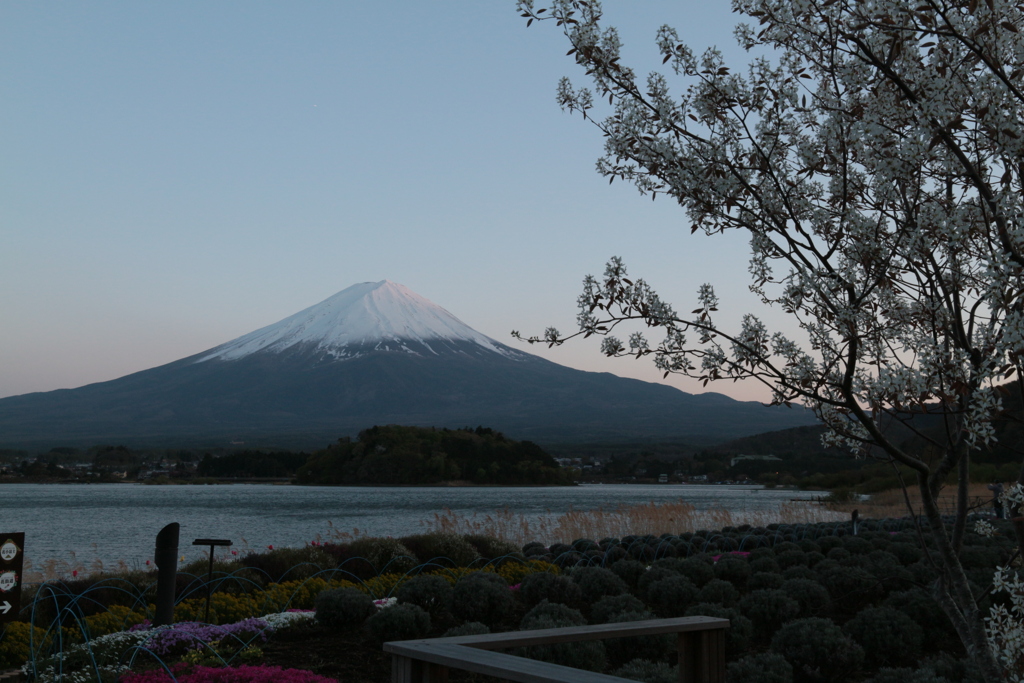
[0,533,23,624]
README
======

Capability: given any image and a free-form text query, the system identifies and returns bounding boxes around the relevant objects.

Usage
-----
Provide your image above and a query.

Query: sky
[1,1,790,403]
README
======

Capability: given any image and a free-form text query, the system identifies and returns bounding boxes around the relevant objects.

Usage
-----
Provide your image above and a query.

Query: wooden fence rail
[384,615,729,683]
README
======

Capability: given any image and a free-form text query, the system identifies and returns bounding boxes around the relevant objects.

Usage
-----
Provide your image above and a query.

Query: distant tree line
[197,451,309,479]
[295,425,572,486]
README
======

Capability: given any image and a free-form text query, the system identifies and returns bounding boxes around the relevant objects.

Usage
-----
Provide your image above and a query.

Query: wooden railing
[384,615,729,683]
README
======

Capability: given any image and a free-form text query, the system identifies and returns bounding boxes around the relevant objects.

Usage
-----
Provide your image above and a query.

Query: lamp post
[192,538,232,623]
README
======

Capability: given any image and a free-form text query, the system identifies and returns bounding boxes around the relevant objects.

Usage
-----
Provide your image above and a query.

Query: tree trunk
[919,474,1004,682]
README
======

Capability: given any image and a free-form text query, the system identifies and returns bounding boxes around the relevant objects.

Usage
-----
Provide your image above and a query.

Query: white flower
[975,520,998,538]
[260,610,316,629]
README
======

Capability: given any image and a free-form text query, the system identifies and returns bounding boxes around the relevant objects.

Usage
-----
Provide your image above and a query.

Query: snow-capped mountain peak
[197,280,517,363]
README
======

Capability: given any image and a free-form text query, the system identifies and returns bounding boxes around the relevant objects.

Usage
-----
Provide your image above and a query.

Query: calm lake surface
[2,483,824,575]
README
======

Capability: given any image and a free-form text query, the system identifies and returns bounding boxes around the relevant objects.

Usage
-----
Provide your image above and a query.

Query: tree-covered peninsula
[294,425,572,486]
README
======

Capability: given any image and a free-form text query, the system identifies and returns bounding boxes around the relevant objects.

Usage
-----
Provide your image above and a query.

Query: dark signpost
[154,523,180,626]
[0,533,25,623]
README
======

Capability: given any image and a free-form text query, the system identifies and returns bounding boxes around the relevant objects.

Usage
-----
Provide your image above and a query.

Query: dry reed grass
[827,482,996,519]
[423,499,847,546]
[21,549,132,584]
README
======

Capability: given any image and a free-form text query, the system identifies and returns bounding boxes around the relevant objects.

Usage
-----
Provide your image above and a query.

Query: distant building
[730,454,782,468]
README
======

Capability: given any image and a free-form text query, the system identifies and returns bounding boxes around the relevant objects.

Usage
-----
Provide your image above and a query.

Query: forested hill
[294,425,572,486]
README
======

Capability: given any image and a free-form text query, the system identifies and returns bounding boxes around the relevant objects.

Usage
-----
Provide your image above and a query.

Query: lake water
[1,483,826,576]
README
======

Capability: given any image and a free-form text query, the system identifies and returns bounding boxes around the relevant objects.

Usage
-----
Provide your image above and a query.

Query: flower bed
[6,520,1015,682]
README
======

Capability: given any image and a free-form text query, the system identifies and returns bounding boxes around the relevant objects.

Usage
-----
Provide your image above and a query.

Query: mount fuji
[0,281,817,448]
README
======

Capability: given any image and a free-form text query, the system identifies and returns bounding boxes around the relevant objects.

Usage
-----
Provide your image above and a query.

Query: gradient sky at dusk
[2,2,791,402]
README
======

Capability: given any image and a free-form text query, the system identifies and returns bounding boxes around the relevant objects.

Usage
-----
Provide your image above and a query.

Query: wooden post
[678,629,725,683]
[153,523,179,627]
[392,656,449,683]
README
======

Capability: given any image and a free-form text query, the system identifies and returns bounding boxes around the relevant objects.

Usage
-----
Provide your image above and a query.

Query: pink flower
[146,560,151,566]
[509,583,521,591]
[231,550,238,555]
[267,545,274,550]
[72,570,78,578]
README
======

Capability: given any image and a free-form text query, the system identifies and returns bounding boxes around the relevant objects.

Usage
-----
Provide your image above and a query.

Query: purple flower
[146,618,272,656]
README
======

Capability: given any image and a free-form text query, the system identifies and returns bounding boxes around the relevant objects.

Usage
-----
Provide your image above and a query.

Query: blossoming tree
[514,0,1024,678]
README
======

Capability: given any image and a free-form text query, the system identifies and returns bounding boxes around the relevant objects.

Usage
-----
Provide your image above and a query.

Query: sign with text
[0,533,24,623]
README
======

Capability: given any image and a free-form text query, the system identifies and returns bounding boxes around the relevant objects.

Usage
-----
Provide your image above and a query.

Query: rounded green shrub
[347,537,419,574]
[646,575,699,618]
[714,555,752,586]
[866,549,900,568]
[610,559,648,588]
[815,537,843,553]
[314,587,377,630]
[739,589,801,637]
[776,550,809,569]
[571,566,629,604]
[799,540,822,553]
[515,604,606,672]
[637,564,681,599]
[868,535,892,552]
[782,565,816,581]
[865,557,913,594]
[604,546,628,564]
[907,560,937,585]
[519,570,583,608]
[685,603,753,659]
[396,574,454,617]
[521,599,586,629]
[650,557,688,572]
[239,546,338,583]
[884,588,956,649]
[697,578,739,607]
[826,547,851,562]
[451,571,514,626]
[748,571,785,591]
[750,557,782,574]
[771,617,864,683]
[590,593,647,624]
[549,542,573,557]
[442,621,490,637]
[603,610,673,669]
[863,668,949,683]
[398,533,480,567]
[815,564,884,612]
[364,603,431,645]
[464,534,521,561]
[726,652,794,683]
[843,606,923,669]
[805,551,826,567]
[613,659,677,683]
[842,537,873,555]
[959,545,1000,569]
[781,578,831,618]
[892,540,925,565]
[677,557,715,587]
[919,653,986,683]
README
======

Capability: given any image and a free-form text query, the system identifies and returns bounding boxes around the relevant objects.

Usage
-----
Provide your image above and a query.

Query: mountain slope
[0,281,818,448]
